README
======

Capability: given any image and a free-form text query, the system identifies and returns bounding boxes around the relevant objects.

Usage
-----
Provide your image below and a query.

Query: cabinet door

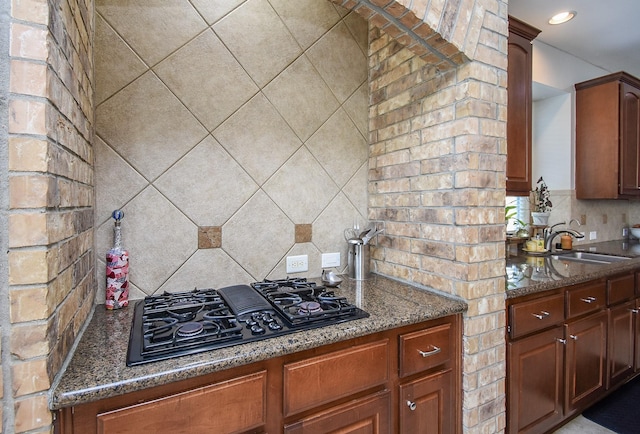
[565,311,607,413]
[635,299,640,372]
[284,391,391,434]
[608,301,635,388]
[620,82,640,196]
[506,18,539,195]
[399,369,454,434]
[507,327,564,434]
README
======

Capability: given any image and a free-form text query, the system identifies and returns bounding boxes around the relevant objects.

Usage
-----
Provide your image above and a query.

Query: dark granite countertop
[506,239,640,298]
[49,274,467,410]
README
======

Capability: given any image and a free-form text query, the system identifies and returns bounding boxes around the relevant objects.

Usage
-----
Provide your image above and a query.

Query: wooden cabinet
[607,272,637,388]
[608,301,635,388]
[397,320,458,434]
[507,326,564,434]
[506,16,540,195]
[575,71,640,199]
[564,310,607,413]
[399,369,454,434]
[507,278,616,433]
[507,272,640,433]
[57,315,461,434]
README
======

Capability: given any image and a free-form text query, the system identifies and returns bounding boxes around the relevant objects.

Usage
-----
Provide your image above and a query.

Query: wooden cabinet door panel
[607,273,636,306]
[507,327,564,434]
[608,301,635,388]
[284,391,391,434]
[565,311,607,412]
[636,299,640,372]
[399,323,452,378]
[96,371,266,434]
[506,17,540,195]
[619,82,640,195]
[399,369,454,434]
[576,72,640,198]
[283,340,389,417]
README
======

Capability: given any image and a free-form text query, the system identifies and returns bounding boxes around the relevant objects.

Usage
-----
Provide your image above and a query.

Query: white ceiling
[509,0,640,79]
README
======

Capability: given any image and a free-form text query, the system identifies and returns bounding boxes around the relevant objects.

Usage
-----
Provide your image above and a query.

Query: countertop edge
[49,274,467,410]
[506,240,640,298]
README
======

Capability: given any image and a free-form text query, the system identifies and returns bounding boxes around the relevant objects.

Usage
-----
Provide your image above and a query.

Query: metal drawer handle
[407,400,417,411]
[580,296,597,304]
[631,309,639,314]
[570,334,578,340]
[532,311,550,320]
[557,338,567,344]
[418,346,441,357]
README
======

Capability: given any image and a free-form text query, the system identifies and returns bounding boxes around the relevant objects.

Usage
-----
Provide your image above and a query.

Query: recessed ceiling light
[548,11,576,25]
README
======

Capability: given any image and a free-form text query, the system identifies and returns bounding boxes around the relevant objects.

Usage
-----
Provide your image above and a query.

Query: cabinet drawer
[399,323,452,378]
[607,273,635,306]
[283,340,389,417]
[96,371,266,434]
[509,294,564,339]
[284,391,391,434]
[567,281,606,319]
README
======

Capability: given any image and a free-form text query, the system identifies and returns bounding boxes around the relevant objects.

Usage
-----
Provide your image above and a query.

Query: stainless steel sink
[551,251,631,264]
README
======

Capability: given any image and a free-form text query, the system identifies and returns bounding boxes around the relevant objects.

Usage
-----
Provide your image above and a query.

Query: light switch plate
[321,252,340,268]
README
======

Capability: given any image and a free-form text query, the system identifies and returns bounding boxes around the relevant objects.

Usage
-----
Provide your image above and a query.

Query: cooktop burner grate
[126,279,368,366]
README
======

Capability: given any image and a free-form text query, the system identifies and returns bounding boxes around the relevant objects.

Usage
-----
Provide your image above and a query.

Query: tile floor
[553,415,616,433]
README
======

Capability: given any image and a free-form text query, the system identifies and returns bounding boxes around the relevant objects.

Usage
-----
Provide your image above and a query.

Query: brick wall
[4,0,95,432]
[348,0,508,431]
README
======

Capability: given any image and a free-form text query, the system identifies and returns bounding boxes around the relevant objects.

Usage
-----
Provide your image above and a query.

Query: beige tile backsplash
[94,0,369,298]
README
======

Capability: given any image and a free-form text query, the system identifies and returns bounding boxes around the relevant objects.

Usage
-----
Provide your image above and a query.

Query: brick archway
[329,0,474,71]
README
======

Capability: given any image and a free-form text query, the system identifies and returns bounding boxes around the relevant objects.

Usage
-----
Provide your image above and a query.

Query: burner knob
[262,313,274,323]
[245,319,257,328]
[250,324,265,335]
[268,322,282,331]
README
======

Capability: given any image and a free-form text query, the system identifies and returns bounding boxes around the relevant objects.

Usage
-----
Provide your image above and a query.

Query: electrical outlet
[623,227,629,238]
[321,252,340,268]
[286,255,308,273]
[589,231,597,240]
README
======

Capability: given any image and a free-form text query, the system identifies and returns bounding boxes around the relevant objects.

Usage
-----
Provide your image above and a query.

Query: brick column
[4,0,95,432]
[367,13,508,432]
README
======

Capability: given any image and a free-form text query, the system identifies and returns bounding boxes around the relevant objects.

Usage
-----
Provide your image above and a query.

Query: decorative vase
[531,211,550,226]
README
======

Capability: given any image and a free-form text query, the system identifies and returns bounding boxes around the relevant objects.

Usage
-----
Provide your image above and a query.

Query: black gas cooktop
[126,278,368,366]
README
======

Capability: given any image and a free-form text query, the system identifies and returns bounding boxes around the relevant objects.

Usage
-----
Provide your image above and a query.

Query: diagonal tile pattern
[94,0,369,297]
[154,30,259,131]
[154,136,258,226]
[96,71,208,180]
[212,0,302,88]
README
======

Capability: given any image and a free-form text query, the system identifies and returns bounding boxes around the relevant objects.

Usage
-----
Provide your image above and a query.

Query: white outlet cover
[286,255,308,273]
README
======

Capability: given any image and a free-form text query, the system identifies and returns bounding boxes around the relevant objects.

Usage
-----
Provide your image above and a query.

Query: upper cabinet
[576,72,640,199]
[506,16,541,196]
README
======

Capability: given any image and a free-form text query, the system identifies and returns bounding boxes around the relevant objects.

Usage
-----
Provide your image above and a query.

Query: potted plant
[530,177,552,225]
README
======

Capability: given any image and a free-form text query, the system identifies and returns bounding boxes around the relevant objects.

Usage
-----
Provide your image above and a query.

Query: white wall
[532,93,572,190]
[532,41,609,92]
[530,40,611,192]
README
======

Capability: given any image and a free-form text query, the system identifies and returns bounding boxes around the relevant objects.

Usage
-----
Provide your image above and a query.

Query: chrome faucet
[544,222,585,251]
